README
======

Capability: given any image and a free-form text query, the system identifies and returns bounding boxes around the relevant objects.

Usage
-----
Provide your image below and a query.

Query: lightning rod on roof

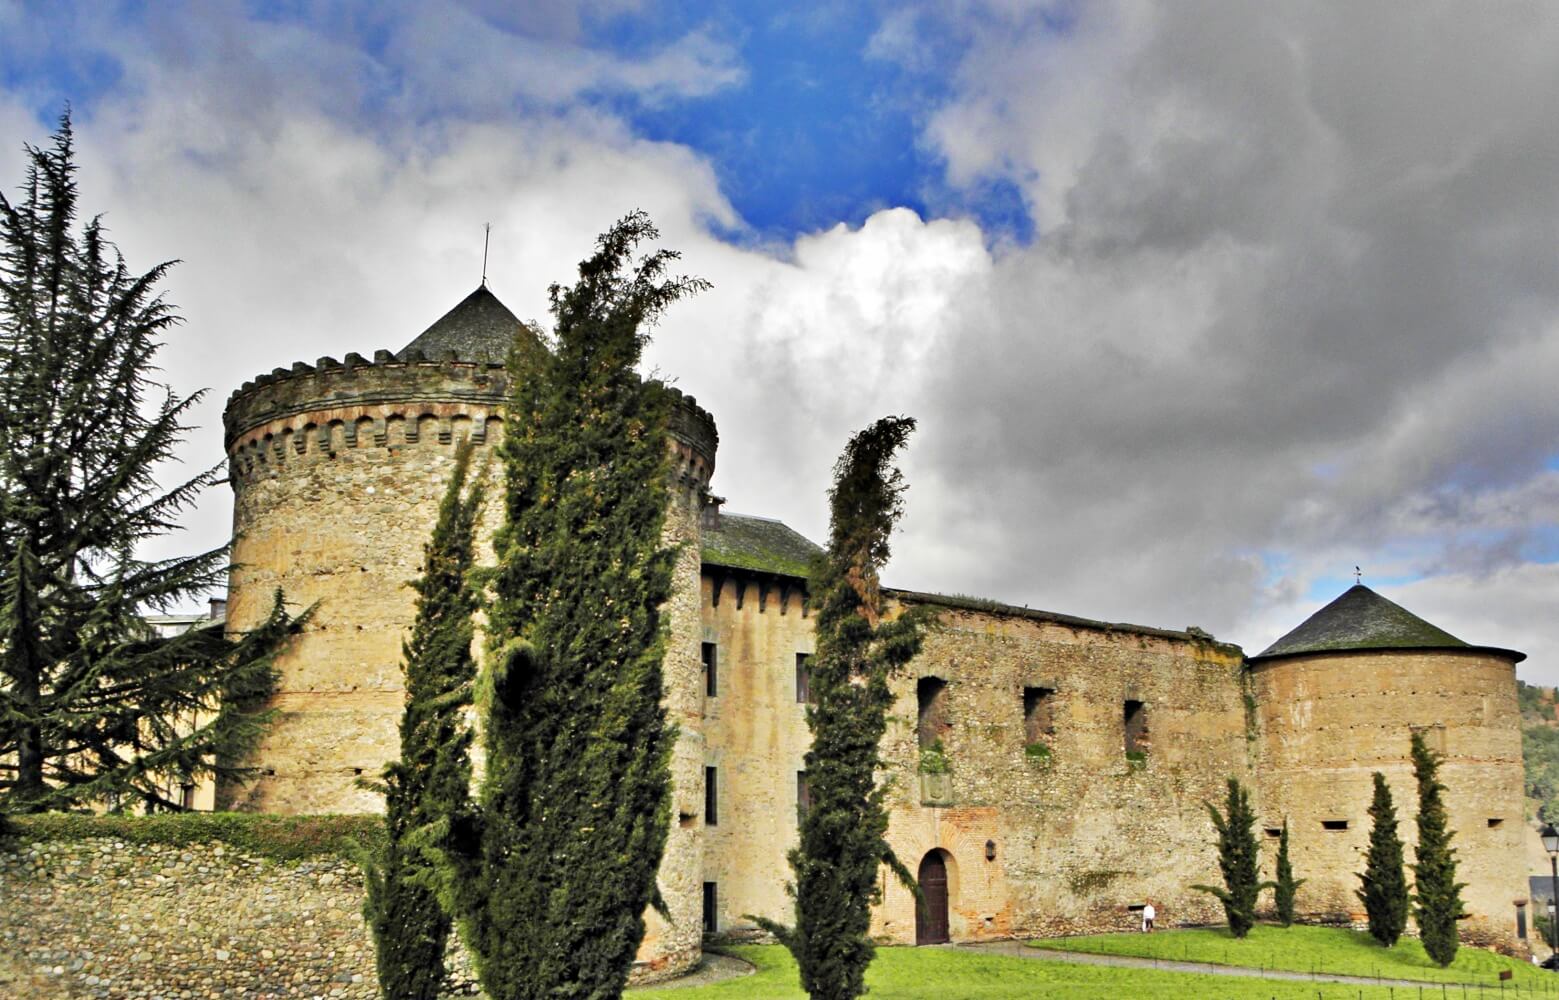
[1355,566,1362,585]
[481,223,491,287]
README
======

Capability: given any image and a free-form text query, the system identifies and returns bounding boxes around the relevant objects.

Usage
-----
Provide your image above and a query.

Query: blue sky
[3,0,1558,679]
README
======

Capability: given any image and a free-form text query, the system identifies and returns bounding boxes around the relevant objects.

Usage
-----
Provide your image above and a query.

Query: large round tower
[1249,585,1527,949]
[221,285,717,978]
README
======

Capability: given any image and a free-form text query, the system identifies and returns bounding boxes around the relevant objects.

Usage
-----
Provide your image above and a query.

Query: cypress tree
[363,443,483,1000]
[1411,730,1465,967]
[1273,817,1304,927]
[0,112,301,813]
[439,212,706,999]
[756,416,931,1000]
[1356,771,1409,947]
[1192,777,1267,938]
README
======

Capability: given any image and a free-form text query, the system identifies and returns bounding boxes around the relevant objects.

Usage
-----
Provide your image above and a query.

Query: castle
[220,285,1530,979]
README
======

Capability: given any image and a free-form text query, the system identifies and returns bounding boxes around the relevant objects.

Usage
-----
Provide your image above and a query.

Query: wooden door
[916,851,949,945]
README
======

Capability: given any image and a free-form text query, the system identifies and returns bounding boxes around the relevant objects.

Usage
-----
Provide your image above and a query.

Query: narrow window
[1488,817,1504,829]
[1518,904,1528,940]
[180,783,197,811]
[917,677,950,751]
[1263,827,1282,839]
[797,771,811,821]
[702,642,717,698]
[1023,687,1055,744]
[705,765,718,826]
[1321,819,1348,831]
[796,653,814,704]
[1123,700,1148,755]
[702,882,718,934]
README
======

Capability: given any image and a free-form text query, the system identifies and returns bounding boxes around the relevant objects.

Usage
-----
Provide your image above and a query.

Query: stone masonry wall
[0,835,481,1000]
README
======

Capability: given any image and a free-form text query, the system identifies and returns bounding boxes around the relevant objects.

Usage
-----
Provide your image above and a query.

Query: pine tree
[438,212,706,999]
[363,443,483,1000]
[1192,777,1267,938]
[755,416,931,1000]
[1411,731,1466,967]
[0,112,300,813]
[1356,771,1409,947]
[1273,817,1304,927]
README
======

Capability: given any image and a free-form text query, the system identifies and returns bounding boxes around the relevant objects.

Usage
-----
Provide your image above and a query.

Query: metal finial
[481,223,491,287]
[1354,566,1362,585]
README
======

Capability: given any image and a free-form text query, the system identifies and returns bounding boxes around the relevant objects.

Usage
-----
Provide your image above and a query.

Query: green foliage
[1024,741,1052,764]
[1272,818,1303,927]
[918,738,950,775]
[756,417,931,1000]
[1410,730,1465,967]
[1191,778,1267,938]
[3,811,383,862]
[1356,771,1409,947]
[363,445,483,1000]
[437,212,705,1000]
[1124,749,1147,770]
[0,113,303,813]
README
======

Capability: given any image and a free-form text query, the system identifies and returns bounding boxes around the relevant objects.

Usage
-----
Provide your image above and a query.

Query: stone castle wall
[223,356,510,813]
[1251,648,1527,948]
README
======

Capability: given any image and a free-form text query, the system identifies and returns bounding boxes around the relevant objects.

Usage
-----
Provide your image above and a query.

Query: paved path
[630,951,756,991]
[961,940,1530,992]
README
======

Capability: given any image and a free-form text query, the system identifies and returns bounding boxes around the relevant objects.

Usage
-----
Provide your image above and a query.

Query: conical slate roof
[397,285,533,364]
[1254,584,1468,659]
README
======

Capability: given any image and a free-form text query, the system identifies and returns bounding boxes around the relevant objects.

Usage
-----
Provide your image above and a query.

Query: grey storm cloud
[4,0,1557,678]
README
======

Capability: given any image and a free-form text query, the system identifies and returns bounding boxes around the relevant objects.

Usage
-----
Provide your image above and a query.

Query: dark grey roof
[397,285,535,364]
[1252,584,1523,662]
[701,513,821,579]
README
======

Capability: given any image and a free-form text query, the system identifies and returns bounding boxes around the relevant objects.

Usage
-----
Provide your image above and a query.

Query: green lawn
[1043,925,1547,989]
[640,944,1524,999]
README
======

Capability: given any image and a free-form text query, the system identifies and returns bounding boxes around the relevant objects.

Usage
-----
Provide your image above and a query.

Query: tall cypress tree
[364,443,483,1000]
[439,212,706,999]
[1357,771,1410,947]
[1273,817,1304,927]
[756,416,931,1000]
[1411,731,1465,967]
[0,113,300,813]
[1192,777,1266,938]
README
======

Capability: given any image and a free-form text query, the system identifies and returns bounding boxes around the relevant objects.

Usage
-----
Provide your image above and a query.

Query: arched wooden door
[916,850,950,945]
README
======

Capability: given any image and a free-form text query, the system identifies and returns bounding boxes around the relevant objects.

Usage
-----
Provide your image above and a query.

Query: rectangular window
[705,765,718,826]
[796,653,814,704]
[180,783,197,811]
[1263,827,1282,839]
[1023,687,1055,744]
[702,642,717,698]
[703,882,718,934]
[1124,700,1148,755]
[797,771,811,821]
[918,677,950,751]
[1488,817,1504,829]
[1321,819,1348,831]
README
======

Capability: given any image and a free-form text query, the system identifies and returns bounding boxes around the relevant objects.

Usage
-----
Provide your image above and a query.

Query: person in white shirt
[1142,901,1156,932]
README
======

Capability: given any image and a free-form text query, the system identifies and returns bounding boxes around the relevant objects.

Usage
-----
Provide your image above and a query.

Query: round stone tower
[1249,584,1527,949]
[221,285,717,978]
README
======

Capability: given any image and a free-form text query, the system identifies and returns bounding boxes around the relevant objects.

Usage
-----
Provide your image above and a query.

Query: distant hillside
[1519,680,1559,822]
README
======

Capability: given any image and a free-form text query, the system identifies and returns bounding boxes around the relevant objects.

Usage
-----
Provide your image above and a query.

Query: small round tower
[1249,584,1527,949]
[221,285,717,978]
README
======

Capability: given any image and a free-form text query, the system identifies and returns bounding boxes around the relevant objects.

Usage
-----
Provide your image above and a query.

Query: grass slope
[1043,925,1542,988]
[640,945,1540,999]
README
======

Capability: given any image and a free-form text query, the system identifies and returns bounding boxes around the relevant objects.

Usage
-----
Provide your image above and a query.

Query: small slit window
[1488,817,1504,829]
[918,677,950,751]
[1321,819,1348,831]
[1124,700,1148,755]
[796,653,814,704]
[702,882,717,934]
[702,642,717,698]
[705,766,718,826]
[1264,827,1282,839]
[1023,687,1055,744]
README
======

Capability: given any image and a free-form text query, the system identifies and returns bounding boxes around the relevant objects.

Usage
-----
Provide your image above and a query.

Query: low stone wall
[0,818,482,1000]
